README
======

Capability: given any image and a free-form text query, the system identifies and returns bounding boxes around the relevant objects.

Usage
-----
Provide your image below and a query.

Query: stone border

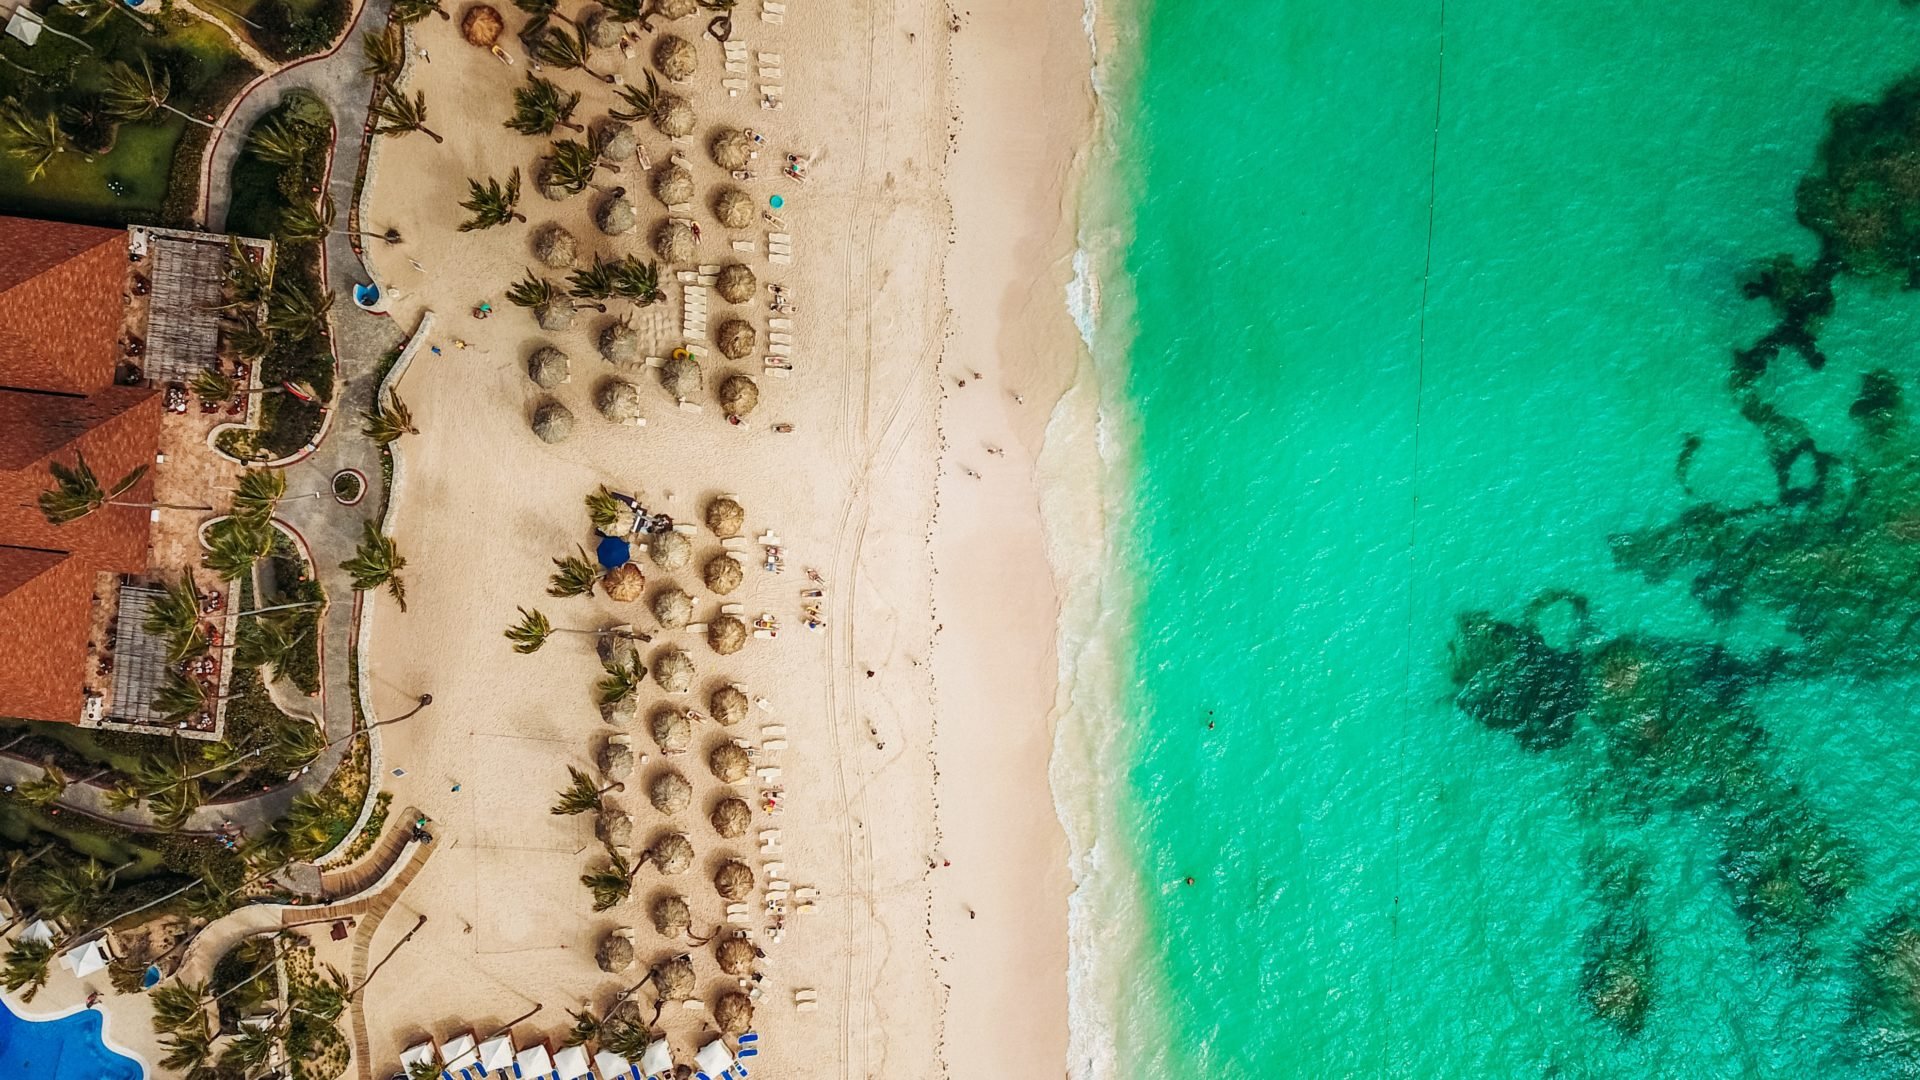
[332,468,369,506]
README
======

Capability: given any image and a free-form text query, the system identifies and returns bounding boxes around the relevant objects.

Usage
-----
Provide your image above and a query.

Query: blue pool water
[0,1000,142,1080]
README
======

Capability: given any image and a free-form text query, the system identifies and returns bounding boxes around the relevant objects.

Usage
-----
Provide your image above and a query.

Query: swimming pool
[0,998,143,1079]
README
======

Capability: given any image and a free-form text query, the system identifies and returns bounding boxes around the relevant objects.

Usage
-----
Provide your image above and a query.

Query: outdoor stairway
[346,829,436,1080]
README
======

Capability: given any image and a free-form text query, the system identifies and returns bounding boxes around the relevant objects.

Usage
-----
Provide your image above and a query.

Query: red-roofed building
[0,215,160,724]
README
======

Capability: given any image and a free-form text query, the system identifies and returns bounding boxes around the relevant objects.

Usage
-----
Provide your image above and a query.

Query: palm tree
[506,271,571,322]
[37,452,151,525]
[247,115,319,169]
[611,71,674,128]
[581,847,638,910]
[363,27,406,80]
[597,649,645,707]
[276,792,342,860]
[458,168,525,231]
[221,237,276,307]
[533,20,612,82]
[548,546,598,597]
[29,859,110,922]
[279,194,340,245]
[152,671,219,727]
[202,515,272,582]
[0,939,53,1001]
[504,606,554,653]
[230,467,287,525]
[0,99,67,182]
[407,1058,450,1080]
[144,571,209,663]
[65,0,159,35]
[265,275,335,339]
[234,611,304,677]
[370,88,444,143]
[223,313,276,361]
[506,75,582,136]
[362,391,418,444]
[611,256,662,306]
[389,0,449,22]
[586,486,623,532]
[564,1005,609,1047]
[157,1025,215,1076]
[341,521,408,610]
[220,1023,276,1075]
[599,0,645,25]
[100,58,217,128]
[551,765,619,815]
[567,255,619,311]
[543,138,600,195]
[16,765,65,807]
[150,980,210,1035]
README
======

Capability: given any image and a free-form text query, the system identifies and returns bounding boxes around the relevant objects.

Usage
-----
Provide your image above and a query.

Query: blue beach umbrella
[597,535,632,568]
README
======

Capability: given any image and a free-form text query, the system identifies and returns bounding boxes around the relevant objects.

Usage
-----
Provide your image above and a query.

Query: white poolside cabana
[59,938,111,979]
[694,1040,735,1078]
[476,1034,516,1077]
[553,1044,593,1080]
[514,1042,557,1080]
[441,1032,479,1078]
[401,1041,440,1074]
[17,920,56,947]
[3,8,40,45]
[594,1049,640,1080]
[638,1039,672,1079]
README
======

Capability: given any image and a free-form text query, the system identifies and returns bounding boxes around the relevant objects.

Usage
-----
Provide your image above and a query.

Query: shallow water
[1091,0,1920,1075]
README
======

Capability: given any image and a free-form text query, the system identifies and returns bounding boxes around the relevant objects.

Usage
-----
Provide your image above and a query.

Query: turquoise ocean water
[1076,0,1920,1076]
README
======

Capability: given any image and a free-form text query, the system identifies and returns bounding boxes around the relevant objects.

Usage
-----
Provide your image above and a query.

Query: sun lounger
[767,344,792,356]
[769,318,792,330]
[724,78,748,90]
[686,623,708,635]
[721,602,746,614]
[700,263,722,274]
[756,766,782,782]
[732,240,757,252]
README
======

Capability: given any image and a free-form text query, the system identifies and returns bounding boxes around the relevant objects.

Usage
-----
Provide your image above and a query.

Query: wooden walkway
[320,810,418,899]
[345,830,435,1080]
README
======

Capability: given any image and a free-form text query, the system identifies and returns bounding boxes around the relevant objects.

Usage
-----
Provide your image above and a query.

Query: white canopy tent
[59,938,110,979]
[553,1044,593,1080]
[639,1039,672,1078]
[3,8,40,45]
[694,1040,735,1078]
[594,1049,640,1079]
[17,920,55,947]
[400,1041,439,1073]
[514,1042,556,1080]
[476,1034,516,1076]
[441,1032,479,1077]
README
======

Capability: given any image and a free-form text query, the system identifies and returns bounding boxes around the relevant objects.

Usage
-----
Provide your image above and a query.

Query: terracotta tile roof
[0,549,97,723]
[0,216,129,394]
[0,387,159,572]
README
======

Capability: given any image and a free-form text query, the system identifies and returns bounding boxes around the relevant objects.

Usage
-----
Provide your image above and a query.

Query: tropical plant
[361,391,418,444]
[597,649,645,706]
[149,980,210,1035]
[511,0,559,18]
[100,57,216,128]
[341,521,408,610]
[389,0,449,22]
[144,571,208,663]
[533,19,612,81]
[234,610,308,678]
[612,255,662,306]
[203,515,273,582]
[275,791,344,860]
[506,75,582,136]
[504,606,554,653]
[266,714,327,771]
[247,115,320,169]
[190,368,238,404]
[28,858,110,922]
[506,271,564,313]
[231,468,287,525]
[223,313,276,361]
[157,1025,215,1076]
[581,847,637,910]
[0,939,53,1001]
[407,1058,449,1080]
[220,236,276,309]
[548,546,598,597]
[564,1005,606,1046]
[279,194,339,245]
[37,452,147,525]
[16,766,65,808]
[66,0,158,34]
[265,275,335,339]
[543,138,599,195]
[567,255,620,309]
[611,71,673,127]
[551,765,617,816]
[370,88,444,143]
[152,671,218,727]
[458,168,525,231]
[599,0,645,24]
[133,745,206,830]
[220,1023,276,1074]
[601,1019,657,1061]
[586,486,623,531]
[0,99,67,182]
[363,26,406,79]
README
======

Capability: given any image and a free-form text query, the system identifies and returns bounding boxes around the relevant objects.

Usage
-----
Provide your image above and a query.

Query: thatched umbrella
[710,796,750,839]
[719,375,759,421]
[713,859,754,901]
[651,707,691,753]
[646,832,694,874]
[650,531,692,571]
[537,301,576,331]
[654,34,696,81]
[599,736,635,780]
[649,770,692,814]
[596,809,633,849]
[716,936,756,975]
[711,128,751,170]
[597,196,637,236]
[651,955,695,1001]
[653,647,695,692]
[603,562,646,602]
[703,554,744,596]
[584,9,622,47]
[597,378,645,424]
[714,991,753,1035]
[531,400,575,443]
[600,691,638,726]
[650,894,691,938]
[713,188,754,230]
[711,686,748,726]
[661,353,703,401]
[527,346,570,388]
[705,496,745,538]
[655,0,694,17]
[709,742,750,784]
[533,223,577,268]
[600,320,640,363]
[715,319,755,361]
[461,4,504,46]
[536,161,573,202]
[707,615,746,655]
[652,164,695,207]
[597,121,637,163]
[653,219,695,264]
[596,930,635,973]
[655,94,695,139]
[652,586,693,629]
[715,263,756,304]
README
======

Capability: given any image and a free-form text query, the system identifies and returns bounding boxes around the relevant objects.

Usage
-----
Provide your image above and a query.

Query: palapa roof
[598,736,635,779]
[647,831,694,874]
[650,706,691,752]
[716,936,756,975]
[584,9,621,47]
[655,95,695,138]
[719,374,759,419]
[531,399,575,443]
[461,4,503,45]
[603,561,646,602]
[649,531,692,570]
[653,646,695,692]
[652,954,695,1000]
[527,345,571,387]
[533,222,578,268]
[709,741,750,784]
[600,692,638,726]
[705,496,745,537]
[598,123,637,163]
[656,0,694,17]
[707,615,746,655]
[711,128,751,170]
[703,553,744,596]
[596,931,634,973]
[596,196,637,236]
[653,219,695,264]
[714,859,754,901]
[651,586,692,628]
[655,34,696,81]
[710,796,750,839]
[660,353,703,401]
[713,991,754,1035]
[596,809,633,849]
[650,893,690,936]
[596,378,644,424]
[599,320,640,363]
[715,263,756,304]
[536,301,576,331]
[649,769,692,813]
[653,164,695,207]
[710,685,748,726]
[714,188,754,230]
[715,319,755,361]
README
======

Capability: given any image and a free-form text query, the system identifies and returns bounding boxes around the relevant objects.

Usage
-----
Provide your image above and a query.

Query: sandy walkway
[354,0,1091,1076]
